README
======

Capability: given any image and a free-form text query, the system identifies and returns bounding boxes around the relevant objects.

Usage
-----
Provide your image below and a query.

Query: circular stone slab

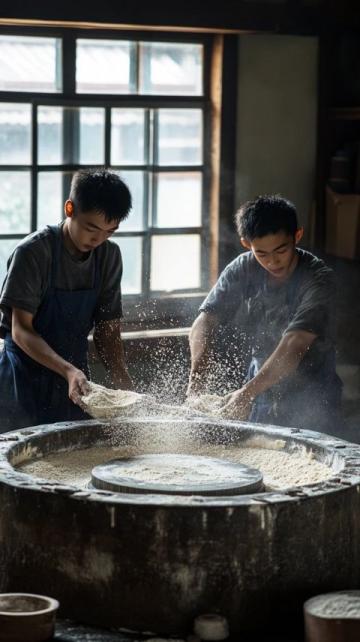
[91,453,263,496]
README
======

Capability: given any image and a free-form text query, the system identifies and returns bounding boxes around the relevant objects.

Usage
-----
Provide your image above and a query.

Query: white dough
[81,383,146,419]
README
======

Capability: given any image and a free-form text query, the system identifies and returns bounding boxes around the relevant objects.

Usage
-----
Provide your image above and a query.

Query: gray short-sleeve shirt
[0,224,123,336]
[200,248,336,363]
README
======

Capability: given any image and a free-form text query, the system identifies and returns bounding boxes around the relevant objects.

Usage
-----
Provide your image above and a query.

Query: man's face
[64,202,119,253]
[244,230,302,282]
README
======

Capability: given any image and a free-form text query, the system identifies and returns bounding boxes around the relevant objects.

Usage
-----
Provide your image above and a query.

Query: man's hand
[66,366,90,405]
[186,372,205,398]
[219,388,253,421]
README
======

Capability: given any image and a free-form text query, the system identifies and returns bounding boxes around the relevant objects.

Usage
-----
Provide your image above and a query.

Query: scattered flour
[95,454,259,486]
[81,385,244,421]
[17,439,333,491]
[186,394,225,415]
[81,382,196,420]
[15,385,335,493]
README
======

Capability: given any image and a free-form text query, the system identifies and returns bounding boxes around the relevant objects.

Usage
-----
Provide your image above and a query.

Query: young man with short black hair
[188,195,343,434]
[0,168,133,431]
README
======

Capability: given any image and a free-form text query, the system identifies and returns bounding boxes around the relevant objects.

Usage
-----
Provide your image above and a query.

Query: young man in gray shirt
[0,168,133,432]
[188,195,343,434]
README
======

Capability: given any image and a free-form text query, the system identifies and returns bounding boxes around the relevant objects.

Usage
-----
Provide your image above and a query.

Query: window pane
[0,35,61,92]
[38,107,105,165]
[79,108,105,164]
[113,237,142,295]
[117,171,144,232]
[151,234,201,291]
[37,172,69,229]
[111,109,145,165]
[38,107,63,165]
[0,172,31,234]
[0,103,31,165]
[157,109,203,165]
[155,172,202,227]
[0,239,19,287]
[76,39,134,94]
[140,42,203,95]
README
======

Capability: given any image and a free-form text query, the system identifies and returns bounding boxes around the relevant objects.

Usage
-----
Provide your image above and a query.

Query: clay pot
[0,593,59,642]
[304,591,360,642]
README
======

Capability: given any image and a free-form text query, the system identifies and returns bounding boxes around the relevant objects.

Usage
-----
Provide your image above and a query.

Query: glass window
[140,42,203,95]
[155,172,202,228]
[38,106,63,165]
[151,234,201,291]
[113,237,142,295]
[79,107,105,164]
[157,109,203,165]
[0,172,31,234]
[38,106,105,165]
[111,109,145,165]
[37,172,69,229]
[117,170,145,232]
[0,35,61,93]
[0,103,31,165]
[0,31,210,309]
[76,39,135,94]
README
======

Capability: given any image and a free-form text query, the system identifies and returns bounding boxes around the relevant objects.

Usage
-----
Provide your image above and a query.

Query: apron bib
[0,226,100,432]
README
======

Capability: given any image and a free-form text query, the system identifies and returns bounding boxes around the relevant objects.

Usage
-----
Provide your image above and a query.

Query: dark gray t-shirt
[0,224,123,336]
[200,248,336,369]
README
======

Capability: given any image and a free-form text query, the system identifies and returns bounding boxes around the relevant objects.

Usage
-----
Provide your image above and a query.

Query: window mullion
[105,106,111,167]
[31,103,38,232]
[142,108,153,299]
[62,32,76,97]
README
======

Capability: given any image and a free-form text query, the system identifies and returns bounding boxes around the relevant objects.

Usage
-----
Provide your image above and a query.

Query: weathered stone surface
[0,418,359,636]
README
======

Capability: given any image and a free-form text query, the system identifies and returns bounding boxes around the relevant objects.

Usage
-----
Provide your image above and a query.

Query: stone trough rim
[0,417,359,508]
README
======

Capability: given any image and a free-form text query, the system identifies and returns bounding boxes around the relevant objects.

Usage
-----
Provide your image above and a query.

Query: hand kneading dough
[81,382,148,419]
[82,385,230,421]
[186,393,225,415]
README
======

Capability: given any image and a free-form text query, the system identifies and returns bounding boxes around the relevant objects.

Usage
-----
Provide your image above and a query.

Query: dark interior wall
[234,34,318,241]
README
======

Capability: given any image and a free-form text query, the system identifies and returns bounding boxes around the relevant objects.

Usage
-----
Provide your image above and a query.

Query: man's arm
[12,307,88,403]
[187,311,220,395]
[93,319,133,390]
[221,329,317,419]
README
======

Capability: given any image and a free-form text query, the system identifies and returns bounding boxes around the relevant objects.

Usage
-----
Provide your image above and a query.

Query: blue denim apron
[246,269,343,434]
[0,225,99,432]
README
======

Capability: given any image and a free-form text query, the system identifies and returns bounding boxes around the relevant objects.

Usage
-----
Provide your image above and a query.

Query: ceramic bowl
[0,593,59,641]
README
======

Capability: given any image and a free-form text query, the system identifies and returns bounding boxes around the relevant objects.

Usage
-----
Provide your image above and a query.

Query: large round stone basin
[0,417,359,636]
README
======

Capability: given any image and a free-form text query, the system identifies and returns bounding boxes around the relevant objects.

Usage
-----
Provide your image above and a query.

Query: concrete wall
[235,34,318,240]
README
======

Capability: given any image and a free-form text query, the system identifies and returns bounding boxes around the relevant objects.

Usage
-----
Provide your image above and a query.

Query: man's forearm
[12,324,75,380]
[93,322,132,388]
[243,330,316,400]
[189,328,210,379]
[188,312,219,391]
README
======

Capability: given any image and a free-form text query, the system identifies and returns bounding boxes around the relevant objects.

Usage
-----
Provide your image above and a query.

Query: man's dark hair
[69,168,132,223]
[235,195,298,240]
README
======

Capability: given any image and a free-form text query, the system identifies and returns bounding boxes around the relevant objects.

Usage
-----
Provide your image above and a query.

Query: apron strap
[46,225,61,289]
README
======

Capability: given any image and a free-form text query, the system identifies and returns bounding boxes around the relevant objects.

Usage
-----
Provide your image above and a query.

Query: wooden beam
[208,35,223,285]
[0,1,321,36]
